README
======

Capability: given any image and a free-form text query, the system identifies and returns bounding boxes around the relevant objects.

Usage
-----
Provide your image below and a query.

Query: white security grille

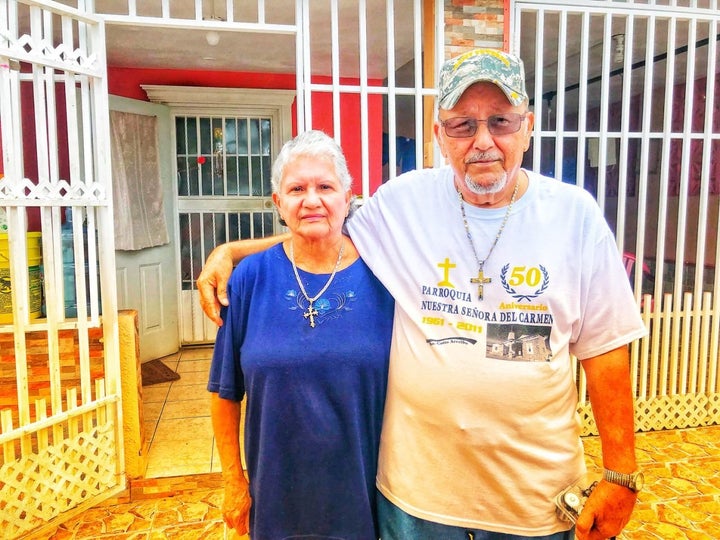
[298,0,442,192]
[513,0,720,433]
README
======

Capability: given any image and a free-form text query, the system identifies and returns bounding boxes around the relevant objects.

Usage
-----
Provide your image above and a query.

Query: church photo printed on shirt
[485,323,552,362]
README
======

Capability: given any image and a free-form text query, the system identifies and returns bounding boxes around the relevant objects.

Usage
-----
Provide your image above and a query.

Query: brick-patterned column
[444,0,504,59]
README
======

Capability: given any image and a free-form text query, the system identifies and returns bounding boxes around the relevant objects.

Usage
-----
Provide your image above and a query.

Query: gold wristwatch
[603,468,644,492]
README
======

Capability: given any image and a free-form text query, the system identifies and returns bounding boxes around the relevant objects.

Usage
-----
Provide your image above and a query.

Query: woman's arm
[211,393,252,535]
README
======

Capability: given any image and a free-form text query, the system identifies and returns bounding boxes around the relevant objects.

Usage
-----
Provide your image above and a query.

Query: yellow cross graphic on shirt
[437,258,456,288]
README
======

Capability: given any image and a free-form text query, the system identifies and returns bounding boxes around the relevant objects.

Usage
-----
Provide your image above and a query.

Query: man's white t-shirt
[347,167,647,536]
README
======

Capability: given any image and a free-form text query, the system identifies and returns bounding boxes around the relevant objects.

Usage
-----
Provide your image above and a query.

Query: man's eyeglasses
[440,113,527,138]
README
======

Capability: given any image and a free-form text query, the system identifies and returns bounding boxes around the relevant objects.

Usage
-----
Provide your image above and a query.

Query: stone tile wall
[444,0,504,59]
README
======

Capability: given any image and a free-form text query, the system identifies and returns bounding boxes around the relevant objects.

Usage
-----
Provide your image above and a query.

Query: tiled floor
[45,427,720,539]
[585,427,720,539]
[36,346,720,538]
[142,346,220,478]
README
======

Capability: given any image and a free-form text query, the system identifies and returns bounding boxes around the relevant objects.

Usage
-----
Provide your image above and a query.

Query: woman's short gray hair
[271,130,353,194]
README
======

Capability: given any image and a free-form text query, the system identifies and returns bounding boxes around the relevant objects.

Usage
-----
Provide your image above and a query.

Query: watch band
[603,468,643,492]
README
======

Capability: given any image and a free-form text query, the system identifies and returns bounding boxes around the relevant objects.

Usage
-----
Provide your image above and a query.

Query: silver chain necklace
[458,178,520,300]
[290,240,345,328]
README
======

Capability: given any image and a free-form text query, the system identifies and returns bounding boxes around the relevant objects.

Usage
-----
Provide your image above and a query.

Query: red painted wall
[107,67,384,194]
[5,82,71,231]
[2,67,383,231]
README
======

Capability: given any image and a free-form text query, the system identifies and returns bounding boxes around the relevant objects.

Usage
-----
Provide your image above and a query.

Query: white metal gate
[0,1,124,537]
[512,0,720,433]
[175,111,279,344]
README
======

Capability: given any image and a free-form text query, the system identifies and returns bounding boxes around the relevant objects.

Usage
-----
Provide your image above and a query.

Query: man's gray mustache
[465,153,502,164]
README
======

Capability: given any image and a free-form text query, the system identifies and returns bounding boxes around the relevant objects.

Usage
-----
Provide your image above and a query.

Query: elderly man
[198,49,646,540]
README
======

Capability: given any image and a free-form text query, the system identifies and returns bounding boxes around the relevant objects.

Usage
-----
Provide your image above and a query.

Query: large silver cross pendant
[470,266,491,300]
[303,304,319,327]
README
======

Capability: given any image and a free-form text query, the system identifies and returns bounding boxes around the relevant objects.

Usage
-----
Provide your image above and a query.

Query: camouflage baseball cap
[438,49,528,110]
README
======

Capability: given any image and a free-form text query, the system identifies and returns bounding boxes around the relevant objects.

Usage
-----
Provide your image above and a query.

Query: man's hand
[574,480,637,540]
[222,479,252,535]
[197,235,289,325]
[197,244,234,326]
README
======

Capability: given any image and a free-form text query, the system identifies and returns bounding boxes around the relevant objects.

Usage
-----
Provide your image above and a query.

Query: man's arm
[211,393,252,535]
[197,233,290,325]
[575,345,638,540]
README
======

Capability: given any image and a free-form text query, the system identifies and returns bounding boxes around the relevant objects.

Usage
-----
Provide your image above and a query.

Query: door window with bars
[176,115,278,292]
[176,116,273,196]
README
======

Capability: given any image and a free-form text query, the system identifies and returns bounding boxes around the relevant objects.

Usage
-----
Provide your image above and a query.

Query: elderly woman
[208,130,394,540]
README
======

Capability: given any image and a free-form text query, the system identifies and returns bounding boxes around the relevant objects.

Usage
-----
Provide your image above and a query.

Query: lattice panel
[0,421,117,539]
[635,394,719,432]
[707,394,720,425]
[9,34,100,72]
[0,18,102,78]
[578,393,720,437]
[578,403,598,437]
[0,177,108,204]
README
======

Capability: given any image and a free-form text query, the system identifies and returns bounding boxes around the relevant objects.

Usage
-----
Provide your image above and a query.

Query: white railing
[579,292,718,435]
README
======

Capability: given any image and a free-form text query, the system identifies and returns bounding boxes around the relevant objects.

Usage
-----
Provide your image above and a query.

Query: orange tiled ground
[36,425,720,539]
[584,425,720,539]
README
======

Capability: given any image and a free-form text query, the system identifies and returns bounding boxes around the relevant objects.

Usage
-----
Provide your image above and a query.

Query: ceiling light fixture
[204,0,223,47]
[206,31,220,46]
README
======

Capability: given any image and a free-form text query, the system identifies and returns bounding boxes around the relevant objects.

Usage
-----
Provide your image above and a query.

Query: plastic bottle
[61,208,78,317]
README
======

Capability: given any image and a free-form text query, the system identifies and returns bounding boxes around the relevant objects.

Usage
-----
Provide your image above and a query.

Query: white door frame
[142,86,294,344]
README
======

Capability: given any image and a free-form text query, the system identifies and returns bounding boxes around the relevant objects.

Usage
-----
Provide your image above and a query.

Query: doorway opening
[142,346,217,478]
